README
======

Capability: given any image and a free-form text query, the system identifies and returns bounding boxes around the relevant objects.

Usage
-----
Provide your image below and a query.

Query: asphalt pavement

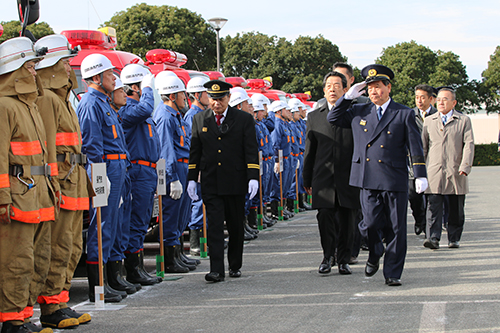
[37,166,500,333]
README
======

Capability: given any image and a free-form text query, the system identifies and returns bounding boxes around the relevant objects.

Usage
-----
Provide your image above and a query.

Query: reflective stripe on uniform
[60,195,89,211]
[0,174,9,188]
[48,162,59,176]
[10,206,55,223]
[10,141,42,156]
[55,132,80,146]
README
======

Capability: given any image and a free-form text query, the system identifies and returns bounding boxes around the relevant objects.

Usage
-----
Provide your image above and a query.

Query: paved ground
[35,166,500,332]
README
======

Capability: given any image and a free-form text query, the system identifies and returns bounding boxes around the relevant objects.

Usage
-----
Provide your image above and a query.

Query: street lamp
[208,17,228,73]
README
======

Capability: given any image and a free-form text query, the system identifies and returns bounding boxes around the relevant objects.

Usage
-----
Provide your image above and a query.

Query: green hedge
[473,143,500,166]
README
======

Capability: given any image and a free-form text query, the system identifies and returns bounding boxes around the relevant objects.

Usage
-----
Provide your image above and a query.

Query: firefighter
[153,72,197,273]
[286,98,306,213]
[34,34,93,329]
[0,37,56,333]
[269,101,293,220]
[77,53,128,303]
[118,64,162,285]
[184,76,210,256]
[101,75,142,296]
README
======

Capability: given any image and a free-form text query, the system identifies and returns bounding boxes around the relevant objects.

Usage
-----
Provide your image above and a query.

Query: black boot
[40,309,79,329]
[189,228,202,256]
[103,264,127,298]
[124,252,158,286]
[106,260,137,294]
[164,245,189,273]
[270,200,280,220]
[247,208,258,229]
[138,250,162,283]
[300,194,312,210]
[86,263,122,303]
[174,245,196,271]
[0,322,35,333]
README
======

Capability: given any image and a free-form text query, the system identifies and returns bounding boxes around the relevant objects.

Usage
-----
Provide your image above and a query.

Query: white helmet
[288,98,302,112]
[34,34,76,70]
[0,37,44,76]
[269,100,285,112]
[186,76,209,93]
[229,89,250,107]
[113,74,124,91]
[81,53,115,79]
[155,71,185,95]
[251,93,270,106]
[252,100,265,112]
[120,63,150,85]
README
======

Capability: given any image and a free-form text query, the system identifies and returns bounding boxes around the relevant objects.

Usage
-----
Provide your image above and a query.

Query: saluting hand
[344,82,367,100]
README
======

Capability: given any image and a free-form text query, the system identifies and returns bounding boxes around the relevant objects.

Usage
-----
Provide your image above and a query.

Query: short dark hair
[414,84,434,97]
[332,62,354,78]
[438,87,456,101]
[323,71,347,89]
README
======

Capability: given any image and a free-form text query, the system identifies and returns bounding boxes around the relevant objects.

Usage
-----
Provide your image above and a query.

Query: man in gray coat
[422,87,474,249]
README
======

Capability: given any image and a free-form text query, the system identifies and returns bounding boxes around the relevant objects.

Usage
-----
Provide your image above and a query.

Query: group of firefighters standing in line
[0,33,312,333]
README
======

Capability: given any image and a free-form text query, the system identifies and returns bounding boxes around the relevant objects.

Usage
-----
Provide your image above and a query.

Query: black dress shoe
[349,256,358,265]
[385,278,402,286]
[205,272,224,282]
[365,260,379,277]
[414,224,424,235]
[423,238,439,249]
[318,257,333,274]
[448,241,460,248]
[229,269,241,278]
[338,263,352,275]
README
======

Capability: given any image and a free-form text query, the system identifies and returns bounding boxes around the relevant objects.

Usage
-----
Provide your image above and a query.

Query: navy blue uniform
[328,96,426,280]
[119,87,160,254]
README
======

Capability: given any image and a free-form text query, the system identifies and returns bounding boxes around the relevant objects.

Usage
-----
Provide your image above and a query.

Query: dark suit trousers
[359,189,408,279]
[427,194,465,242]
[408,179,426,229]
[203,194,245,276]
[317,201,356,264]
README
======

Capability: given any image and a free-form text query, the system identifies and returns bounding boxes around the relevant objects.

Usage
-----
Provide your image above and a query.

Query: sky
[1,0,499,80]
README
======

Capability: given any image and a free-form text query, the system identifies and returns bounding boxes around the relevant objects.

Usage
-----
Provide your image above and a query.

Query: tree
[104,3,216,71]
[481,46,500,113]
[221,34,346,100]
[377,40,477,112]
[0,20,54,43]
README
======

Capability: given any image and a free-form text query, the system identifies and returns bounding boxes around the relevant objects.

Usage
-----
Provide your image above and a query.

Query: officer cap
[204,79,233,99]
[361,64,394,84]
[432,87,439,97]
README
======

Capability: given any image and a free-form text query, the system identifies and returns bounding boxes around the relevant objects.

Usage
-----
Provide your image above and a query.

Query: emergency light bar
[225,76,247,88]
[145,49,187,67]
[292,93,311,101]
[247,78,272,90]
[61,29,117,50]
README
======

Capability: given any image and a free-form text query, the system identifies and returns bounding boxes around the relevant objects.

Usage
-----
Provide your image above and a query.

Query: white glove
[274,162,280,174]
[248,179,259,200]
[141,73,154,90]
[344,82,367,100]
[106,176,111,199]
[415,177,428,194]
[187,180,199,201]
[296,159,300,169]
[169,180,183,200]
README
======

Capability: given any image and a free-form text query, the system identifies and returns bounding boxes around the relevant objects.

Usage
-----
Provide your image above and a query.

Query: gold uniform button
[218,137,221,140]
[387,131,391,134]
[218,162,221,166]
[378,160,382,163]
[367,144,371,147]
[366,158,370,161]
[218,150,221,153]
[364,129,368,132]
[380,145,384,148]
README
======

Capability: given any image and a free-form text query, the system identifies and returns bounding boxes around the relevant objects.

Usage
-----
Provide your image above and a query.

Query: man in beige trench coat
[421,87,474,249]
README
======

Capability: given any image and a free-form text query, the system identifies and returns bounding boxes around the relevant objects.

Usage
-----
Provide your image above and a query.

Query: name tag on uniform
[360,119,367,126]
[202,127,208,132]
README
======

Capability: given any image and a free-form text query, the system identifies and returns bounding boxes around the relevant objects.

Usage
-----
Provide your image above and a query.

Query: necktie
[441,114,447,125]
[377,107,383,120]
[215,114,223,126]
[422,111,427,118]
